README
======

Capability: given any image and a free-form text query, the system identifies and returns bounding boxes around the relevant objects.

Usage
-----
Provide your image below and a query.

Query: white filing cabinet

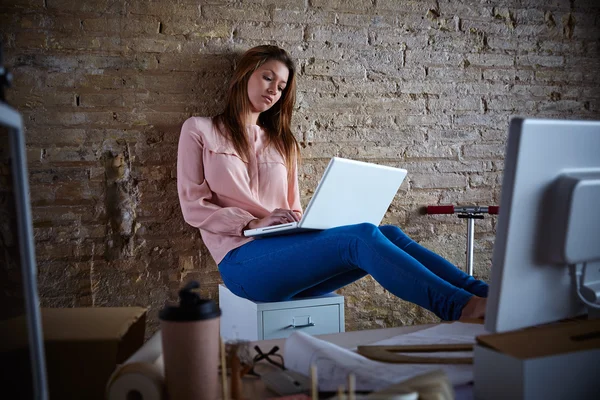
[219,284,345,341]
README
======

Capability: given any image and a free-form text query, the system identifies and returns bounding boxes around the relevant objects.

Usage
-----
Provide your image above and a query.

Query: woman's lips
[262,96,273,104]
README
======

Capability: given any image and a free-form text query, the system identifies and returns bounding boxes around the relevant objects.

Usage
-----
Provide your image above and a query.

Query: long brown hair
[213,45,299,172]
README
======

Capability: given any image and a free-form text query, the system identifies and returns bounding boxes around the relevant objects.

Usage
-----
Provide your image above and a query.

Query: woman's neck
[246,112,259,126]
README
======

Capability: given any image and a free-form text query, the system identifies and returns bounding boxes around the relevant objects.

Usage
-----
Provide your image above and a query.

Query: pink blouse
[177,117,303,264]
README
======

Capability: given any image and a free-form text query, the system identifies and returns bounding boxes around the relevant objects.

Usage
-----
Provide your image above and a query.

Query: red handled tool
[424,205,499,276]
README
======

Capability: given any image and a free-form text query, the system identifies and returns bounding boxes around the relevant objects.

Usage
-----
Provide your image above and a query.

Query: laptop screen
[0,110,48,399]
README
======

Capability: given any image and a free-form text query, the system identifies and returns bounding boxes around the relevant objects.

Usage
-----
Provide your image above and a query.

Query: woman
[177,45,488,321]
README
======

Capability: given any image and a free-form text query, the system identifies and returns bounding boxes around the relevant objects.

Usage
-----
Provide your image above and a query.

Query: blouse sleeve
[177,118,257,236]
[288,150,303,219]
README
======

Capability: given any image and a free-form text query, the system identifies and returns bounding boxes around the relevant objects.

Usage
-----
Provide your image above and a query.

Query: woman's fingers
[272,208,298,222]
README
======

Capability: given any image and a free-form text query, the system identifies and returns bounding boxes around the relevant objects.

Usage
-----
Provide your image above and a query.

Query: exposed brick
[485,36,521,52]
[375,0,437,13]
[536,39,586,55]
[467,54,515,68]
[480,128,508,142]
[469,173,501,188]
[404,114,453,126]
[460,19,515,37]
[437,1,494,18]
[429,97,481,111]
[29,166,89,185]
[487,96,537,112]
[288,42,346,61]
[462,143,506,159]
[372,67,425,81]
[483,68,535,82]
[2,0,45,9]
[535,70,585,83]
[406,50,465,67]
[310,0,372,12]
[13,30,48,49]
[202,5,270,22]
[411,173,466,189]
[370,30,428,49]
[453,113,509,128]
[296,76,337,93]
[236,22,304,42]
[353,145,408,160]
[435,160,495,173]
[440,188,498,204]
[565,56,600,71]
[510,83,581,98]
[305,25,369,45]
[304,59,365,77]
[337,13,397,28]
[272,9,335,24]
[47,0,126,14]
[537,100,588,112]
[47,35,123,52]
[243,0,307,9]
[516,54,564,68]
[332,77,396,95]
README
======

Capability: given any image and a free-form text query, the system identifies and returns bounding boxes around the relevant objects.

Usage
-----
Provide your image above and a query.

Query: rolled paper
[106,332,165,400]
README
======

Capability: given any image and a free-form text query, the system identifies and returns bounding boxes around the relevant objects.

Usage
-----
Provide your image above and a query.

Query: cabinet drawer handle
[285,316,315,329]
[285,321,316,329]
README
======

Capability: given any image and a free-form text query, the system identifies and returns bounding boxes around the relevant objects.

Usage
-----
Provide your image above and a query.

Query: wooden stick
[220,337,229,400]
[230,347,243,400]
[347,373,355,400]
[310,364,318,400]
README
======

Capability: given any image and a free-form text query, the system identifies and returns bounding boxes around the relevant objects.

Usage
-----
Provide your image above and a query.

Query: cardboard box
[42,307,146,400]
[474,318,600,400]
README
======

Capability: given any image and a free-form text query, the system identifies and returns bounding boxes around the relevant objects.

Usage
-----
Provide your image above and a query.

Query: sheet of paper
[370,321,489,359]
[284,322,488,392]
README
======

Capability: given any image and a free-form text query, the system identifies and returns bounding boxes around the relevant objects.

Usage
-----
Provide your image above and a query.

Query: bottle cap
[159,281,221,322]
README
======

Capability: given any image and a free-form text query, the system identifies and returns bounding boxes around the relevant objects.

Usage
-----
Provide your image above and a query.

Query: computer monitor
[0,100,48,398]
[485,118,600,333]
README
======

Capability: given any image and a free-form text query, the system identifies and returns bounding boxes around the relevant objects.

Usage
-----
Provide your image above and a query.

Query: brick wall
[1,0,599,334]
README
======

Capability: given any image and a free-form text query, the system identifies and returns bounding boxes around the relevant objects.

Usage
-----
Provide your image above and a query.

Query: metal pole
[466,217,475,276]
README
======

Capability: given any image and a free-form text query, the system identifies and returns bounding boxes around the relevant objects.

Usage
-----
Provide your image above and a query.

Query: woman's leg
[293,269,368,298]
[218,223,474,320]
[378,225,489,297]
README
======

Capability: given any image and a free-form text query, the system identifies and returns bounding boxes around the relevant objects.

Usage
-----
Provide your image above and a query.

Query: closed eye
[263,75,285,92]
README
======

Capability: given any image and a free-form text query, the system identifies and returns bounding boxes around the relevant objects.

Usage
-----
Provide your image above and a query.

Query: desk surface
[254,323,435,353]
[241,323,437,399]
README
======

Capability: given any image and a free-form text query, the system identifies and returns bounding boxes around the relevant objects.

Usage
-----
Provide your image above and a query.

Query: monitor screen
[486,118,600,333]
[0,104,48,399]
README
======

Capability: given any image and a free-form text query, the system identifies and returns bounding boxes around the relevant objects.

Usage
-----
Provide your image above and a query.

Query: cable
[570,263,600,310]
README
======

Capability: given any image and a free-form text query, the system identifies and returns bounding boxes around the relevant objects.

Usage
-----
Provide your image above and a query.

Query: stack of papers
[284,322,488,392]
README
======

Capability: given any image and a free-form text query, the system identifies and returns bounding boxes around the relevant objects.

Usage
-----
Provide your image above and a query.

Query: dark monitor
[0,100,48,398]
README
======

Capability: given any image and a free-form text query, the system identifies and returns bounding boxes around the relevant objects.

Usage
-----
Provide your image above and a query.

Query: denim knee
[378,225,413,247]
[349,222,381,239]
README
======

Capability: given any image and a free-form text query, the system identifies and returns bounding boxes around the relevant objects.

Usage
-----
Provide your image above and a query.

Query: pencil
[347,373,355,400]
[310,364,318,400]
[220,337,229,400]
[337,384,345,400]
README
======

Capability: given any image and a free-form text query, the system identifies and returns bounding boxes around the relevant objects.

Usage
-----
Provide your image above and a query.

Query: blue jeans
[218,223,488,321]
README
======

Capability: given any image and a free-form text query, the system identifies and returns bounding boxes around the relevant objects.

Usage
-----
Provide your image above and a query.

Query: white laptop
[243,157,408,238]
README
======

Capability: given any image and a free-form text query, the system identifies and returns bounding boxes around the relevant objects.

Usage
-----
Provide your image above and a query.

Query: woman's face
[246,59,289,115]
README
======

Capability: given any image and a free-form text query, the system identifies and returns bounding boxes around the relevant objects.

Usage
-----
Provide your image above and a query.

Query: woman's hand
[246,208,300,230]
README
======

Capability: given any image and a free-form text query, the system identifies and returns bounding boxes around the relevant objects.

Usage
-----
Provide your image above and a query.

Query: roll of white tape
[106,361,165,400]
